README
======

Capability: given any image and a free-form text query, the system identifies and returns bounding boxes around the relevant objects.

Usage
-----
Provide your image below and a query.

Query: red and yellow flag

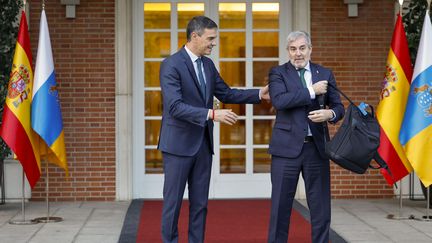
[376,14,413,185]
[0,12,41,188]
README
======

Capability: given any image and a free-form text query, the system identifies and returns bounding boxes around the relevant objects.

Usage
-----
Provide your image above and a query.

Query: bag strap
[369,153,386,169]
[328,82,376,117]
[371,153,398,188]
[371,153,394,177]
[323,82,352,144]
[327,82,356,106]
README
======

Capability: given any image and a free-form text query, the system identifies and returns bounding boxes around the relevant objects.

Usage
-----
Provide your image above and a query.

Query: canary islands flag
[0,12,41,188]
[31,10,68,175]
[399,11,432,187]
[376,14,413,185]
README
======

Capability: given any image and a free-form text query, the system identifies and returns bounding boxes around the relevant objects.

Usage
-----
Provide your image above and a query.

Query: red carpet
[136,200,311,243]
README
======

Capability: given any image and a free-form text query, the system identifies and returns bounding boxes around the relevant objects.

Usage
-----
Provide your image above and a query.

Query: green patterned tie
[298,68,307,88]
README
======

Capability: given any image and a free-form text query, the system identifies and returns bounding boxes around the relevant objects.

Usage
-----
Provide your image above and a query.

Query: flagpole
[426,187,431,220]
[0,159,4,205]
[415,185,432,222]
[418,186,432,221]
[31,0,69,224]
[407,0,432,223]
[9,169,38,225]
[34,160,62,223]
[387,180,414,220]
[399,0,402,15]
[383,0,414,221]
[8,0,37,224]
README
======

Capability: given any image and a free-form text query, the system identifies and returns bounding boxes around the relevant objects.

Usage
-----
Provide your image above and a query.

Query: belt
[304,136,313,143]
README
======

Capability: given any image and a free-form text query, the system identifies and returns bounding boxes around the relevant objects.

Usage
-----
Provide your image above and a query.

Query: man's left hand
[308,109,333,123]
[260,85,270,101]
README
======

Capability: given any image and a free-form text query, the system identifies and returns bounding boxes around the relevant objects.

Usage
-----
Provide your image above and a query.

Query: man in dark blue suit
[267,31,345,243]
[158,16,270,243]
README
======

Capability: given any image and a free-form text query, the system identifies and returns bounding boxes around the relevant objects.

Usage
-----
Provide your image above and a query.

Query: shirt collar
[184,45,200,63]
[295,62,310,72]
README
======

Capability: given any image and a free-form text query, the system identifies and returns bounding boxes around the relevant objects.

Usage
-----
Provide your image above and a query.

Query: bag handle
[328,82,376,117]
[327,82,356,106]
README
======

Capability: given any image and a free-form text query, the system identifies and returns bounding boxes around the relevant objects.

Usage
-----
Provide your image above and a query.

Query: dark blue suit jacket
[268,62,345,159]
[158,47,261,156]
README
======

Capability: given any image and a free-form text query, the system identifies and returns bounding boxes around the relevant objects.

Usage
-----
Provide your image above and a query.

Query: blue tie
[196,58,206,98]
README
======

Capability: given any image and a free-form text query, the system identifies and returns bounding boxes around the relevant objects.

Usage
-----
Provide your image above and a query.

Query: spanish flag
[400,11,432,187]
[0,12,41,188]
[31,10,68,175]
[376,14,413,185]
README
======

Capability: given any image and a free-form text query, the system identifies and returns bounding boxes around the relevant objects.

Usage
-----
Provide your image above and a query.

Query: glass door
[133,0,282,199]
[211,1,279,198]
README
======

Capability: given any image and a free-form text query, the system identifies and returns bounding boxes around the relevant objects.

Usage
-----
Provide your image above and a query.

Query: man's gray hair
[286,31,312,48]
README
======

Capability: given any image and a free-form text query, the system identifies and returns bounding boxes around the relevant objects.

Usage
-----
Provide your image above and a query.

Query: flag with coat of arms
[399,10,432,187]
[31,9,68,175]
[0,11,41,188]
[376,13,413,185]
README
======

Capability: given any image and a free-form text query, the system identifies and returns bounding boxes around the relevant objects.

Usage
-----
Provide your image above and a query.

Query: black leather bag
[324,84,392,175]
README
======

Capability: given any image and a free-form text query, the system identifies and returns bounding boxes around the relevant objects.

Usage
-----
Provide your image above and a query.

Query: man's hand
[260,85,270,101]
[308,109,334,123]
[213,109,238,125]
[312,80,328,95]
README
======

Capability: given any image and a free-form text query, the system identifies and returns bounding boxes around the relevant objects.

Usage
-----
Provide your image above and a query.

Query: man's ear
[191,31,198,40]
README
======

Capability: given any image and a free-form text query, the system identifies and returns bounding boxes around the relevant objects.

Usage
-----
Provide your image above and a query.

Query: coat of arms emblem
[413,84,432,117]
[7,64,31,108]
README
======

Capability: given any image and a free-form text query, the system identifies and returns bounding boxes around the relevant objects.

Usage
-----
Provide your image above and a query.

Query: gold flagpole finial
[23,0,26,8]
[398,0,403,15]
[42,0,45,10]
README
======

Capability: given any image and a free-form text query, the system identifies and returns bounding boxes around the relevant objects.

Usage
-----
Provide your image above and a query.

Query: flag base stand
[414,186,432,222]
[386,214,415,220]
[33,160,63,224]
[414,216,432,222]
[420,215,432,220]
[9,219,39,225]
[9,170,39,225]
[387,180,415,220]
[33,216,63,223]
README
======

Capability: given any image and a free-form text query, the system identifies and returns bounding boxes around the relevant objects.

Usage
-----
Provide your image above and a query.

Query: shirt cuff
[329,109,336,122]
[308,87,316,99]
[207,109,211,120]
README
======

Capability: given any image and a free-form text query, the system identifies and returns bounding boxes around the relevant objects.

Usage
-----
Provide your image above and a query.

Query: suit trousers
[161,133,212,243]
[268,142,331,243]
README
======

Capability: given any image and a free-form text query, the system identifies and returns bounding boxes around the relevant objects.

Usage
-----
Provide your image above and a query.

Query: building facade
[18,0,400,201]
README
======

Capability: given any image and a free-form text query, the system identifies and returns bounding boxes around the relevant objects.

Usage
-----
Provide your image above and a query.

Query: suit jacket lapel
[285,62,303,89]
[180,48,206,102]
[310,63,320,84]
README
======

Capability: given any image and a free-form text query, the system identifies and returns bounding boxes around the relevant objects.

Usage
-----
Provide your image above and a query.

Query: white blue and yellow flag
[399,10,432,187]
[31,9,68,175]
